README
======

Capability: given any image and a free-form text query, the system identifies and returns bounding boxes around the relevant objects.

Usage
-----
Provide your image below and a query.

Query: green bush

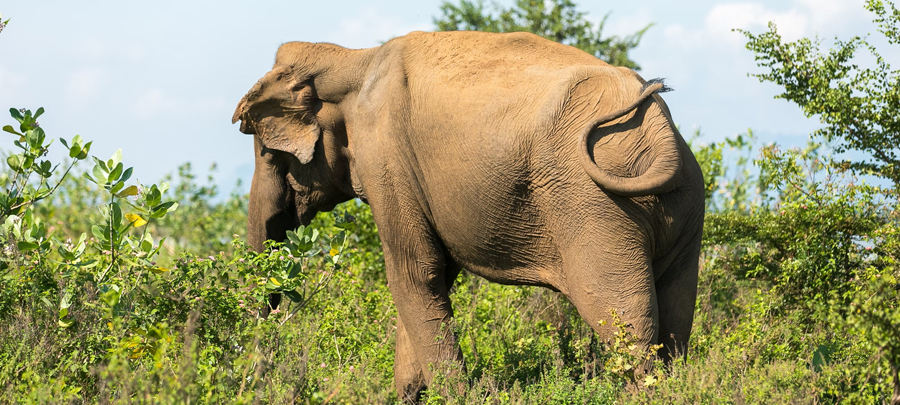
[0,108,355,403]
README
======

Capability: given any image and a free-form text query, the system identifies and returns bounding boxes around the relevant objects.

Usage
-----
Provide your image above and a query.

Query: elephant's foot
[391,317,465,403]
[395,318,427,403]
[398,378,426,404]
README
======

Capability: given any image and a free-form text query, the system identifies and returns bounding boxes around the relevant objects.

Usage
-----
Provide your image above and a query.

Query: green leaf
[71,259,98,268]
[91,225,107,242]
[330,230,345,250]
[33,127,46,145]
[33,107,44,120]
[286,230,301,245]
[283,290,303,303]
[58,318,74,328]
[60,292,72,311]
[57,245,75,261]
[24,129,38,148]
[146,185,161,207]
[77,141,92,160]
[110,203,123,226]
[110,149,122,167]
[68,144,81,158]
[288,262,303,279]
[17,241,38,251]
[9,108,23,121]
[120,167,133,183]
[37,160,52,177]
[6,155,22,172]
[2,125,21,136]
[812,344,834,372]
[99,285,120,308]
[108,162,123,182]
[110,181,125,195]
[150,201,177,218]
[92,163,107,185]
[117,185,139,198]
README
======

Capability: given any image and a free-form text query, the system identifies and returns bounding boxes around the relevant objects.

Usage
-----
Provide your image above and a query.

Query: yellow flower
[125,213,147,227]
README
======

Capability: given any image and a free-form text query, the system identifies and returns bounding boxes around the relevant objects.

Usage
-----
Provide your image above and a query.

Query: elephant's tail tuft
[641,78,673,94]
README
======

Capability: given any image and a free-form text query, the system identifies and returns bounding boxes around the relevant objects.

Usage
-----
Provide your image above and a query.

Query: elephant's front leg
[394,317,425,402]
[380,218,464,399]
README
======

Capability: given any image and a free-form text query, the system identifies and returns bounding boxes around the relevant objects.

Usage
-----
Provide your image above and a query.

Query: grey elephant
[232,31,704,401]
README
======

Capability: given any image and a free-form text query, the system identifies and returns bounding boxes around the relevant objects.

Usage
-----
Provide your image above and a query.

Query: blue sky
[0,0,886,190]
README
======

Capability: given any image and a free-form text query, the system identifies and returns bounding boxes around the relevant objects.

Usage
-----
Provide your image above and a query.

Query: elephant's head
[232,42,367,251]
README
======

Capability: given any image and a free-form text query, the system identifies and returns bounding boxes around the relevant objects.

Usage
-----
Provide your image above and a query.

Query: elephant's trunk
[247,137,300,252]
[579,81,682,197]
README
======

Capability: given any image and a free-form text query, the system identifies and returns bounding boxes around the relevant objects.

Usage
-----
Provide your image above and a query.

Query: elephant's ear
[236,77,322,165]
[256,114,321,165]
[257,82,322,164]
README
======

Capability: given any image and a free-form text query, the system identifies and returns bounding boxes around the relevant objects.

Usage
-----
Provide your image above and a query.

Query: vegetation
[1,0,899,403]
[741,0,900,189]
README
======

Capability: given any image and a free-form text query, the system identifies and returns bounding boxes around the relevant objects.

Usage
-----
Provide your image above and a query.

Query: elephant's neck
[315,47,377,103]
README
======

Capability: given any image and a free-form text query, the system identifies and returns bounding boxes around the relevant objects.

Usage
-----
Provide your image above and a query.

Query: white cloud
[797,0,866,29]
[623,0,879,143]
[706,3,807,44]
[701,0,869,46]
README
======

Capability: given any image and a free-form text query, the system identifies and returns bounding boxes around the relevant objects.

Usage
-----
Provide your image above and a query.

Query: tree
[742,2,900,402]
[741,0,900,190]
[434,0,650,70]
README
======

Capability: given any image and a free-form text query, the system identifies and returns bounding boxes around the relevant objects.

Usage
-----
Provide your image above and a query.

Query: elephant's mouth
[239,118,256,135]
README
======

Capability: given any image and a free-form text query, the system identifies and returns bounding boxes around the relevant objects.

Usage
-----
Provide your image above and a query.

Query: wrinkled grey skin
[233,31,705,401]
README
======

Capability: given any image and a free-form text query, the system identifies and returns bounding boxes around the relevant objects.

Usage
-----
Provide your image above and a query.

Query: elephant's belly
[427,185,564,288]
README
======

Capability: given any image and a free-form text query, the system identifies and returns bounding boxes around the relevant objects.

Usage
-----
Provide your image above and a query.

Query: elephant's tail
[578,79,682,197]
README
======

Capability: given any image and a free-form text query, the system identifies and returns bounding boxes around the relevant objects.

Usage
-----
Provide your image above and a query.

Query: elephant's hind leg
[653,226,702,362]
[562,244,660,353]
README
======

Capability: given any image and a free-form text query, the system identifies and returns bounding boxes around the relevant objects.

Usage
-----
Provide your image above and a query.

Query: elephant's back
[400,31,607,92]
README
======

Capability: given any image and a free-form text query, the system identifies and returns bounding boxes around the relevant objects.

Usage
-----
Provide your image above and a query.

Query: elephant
[232,30,705,401]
